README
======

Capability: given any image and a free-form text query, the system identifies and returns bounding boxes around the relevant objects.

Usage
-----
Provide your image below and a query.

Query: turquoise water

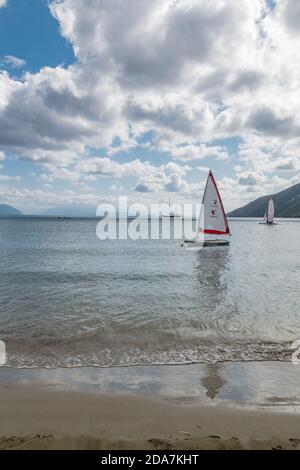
[0,217,299,368]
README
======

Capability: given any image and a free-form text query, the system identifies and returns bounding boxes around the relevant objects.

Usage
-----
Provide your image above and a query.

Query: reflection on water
[195,247,229,311]
[1,362,300,410]
[201,364,224,399]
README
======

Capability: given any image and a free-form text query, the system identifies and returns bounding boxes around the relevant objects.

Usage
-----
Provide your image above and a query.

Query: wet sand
[1,386,300,450]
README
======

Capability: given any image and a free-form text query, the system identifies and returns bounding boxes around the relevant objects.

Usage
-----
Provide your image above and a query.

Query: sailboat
[183,170,231,247]
[260,197,275,225]
[163,197,181,218]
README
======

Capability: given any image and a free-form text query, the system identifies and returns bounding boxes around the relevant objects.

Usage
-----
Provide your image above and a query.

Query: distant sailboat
[183,170,231,247]
[163,197,181,218]
[261,197,275,225]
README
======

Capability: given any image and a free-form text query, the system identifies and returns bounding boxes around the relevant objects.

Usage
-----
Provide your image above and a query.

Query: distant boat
[260,198,275,225]
[183,170,231,247]
[163,197,181,218]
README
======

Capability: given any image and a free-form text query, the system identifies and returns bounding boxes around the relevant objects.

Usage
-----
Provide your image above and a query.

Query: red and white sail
[197,170,230,238]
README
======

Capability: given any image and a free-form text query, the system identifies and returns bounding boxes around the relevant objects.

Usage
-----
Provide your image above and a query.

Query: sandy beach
[1,386,300,450]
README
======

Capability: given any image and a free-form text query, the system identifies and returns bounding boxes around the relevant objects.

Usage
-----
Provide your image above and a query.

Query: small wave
[4,341,294,369]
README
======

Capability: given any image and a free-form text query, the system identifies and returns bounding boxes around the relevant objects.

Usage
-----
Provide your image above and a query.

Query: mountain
[0,204,23,217]
[228,183,300,218]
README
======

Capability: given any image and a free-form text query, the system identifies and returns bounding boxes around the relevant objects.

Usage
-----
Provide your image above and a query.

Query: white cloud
[76,157,159,179]
[238,171,266,186]
[160,161,191,176]
[39,156,191,189]
[0,0,269,168]
[274,159,298,171]
[0,186,113,210]
[236,132,300,177]
[0,66,126,166]
[0,0,7,8]
[1,55,26,69]
[1,0,300,209]
[40,167,80,183]
[135,171,187,193]
[0,151,5,161]
[197,166,210,173]
[168,144,229,162]
[0,174,20,182]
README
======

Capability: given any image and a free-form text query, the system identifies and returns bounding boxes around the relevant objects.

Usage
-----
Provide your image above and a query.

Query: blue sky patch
[0,0,75,75]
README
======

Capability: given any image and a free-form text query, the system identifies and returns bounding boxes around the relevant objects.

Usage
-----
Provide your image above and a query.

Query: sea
[0,217,299,370]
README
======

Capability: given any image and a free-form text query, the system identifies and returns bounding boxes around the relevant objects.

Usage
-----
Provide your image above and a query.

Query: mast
[208,170,230,235]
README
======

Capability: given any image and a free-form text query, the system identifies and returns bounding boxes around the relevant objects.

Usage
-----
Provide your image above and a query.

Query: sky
[0,0,300,214]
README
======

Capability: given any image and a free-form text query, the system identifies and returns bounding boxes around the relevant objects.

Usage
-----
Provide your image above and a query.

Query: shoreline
[1,362,300,449]
[1,361,300,407]
[1,386,300,450]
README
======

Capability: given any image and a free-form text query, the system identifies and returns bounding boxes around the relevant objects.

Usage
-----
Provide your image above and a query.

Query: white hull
[259,221,278,225]
[203,239,230,246]
[183,238,230,247]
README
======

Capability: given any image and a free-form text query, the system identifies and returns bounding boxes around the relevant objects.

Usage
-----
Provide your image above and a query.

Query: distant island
[228,182,300,218]
[0,204,23,217]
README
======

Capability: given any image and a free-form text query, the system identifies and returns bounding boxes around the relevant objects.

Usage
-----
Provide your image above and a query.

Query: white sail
[267,198,274,223]
[263,210,267,223]
[197,170,230,240]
